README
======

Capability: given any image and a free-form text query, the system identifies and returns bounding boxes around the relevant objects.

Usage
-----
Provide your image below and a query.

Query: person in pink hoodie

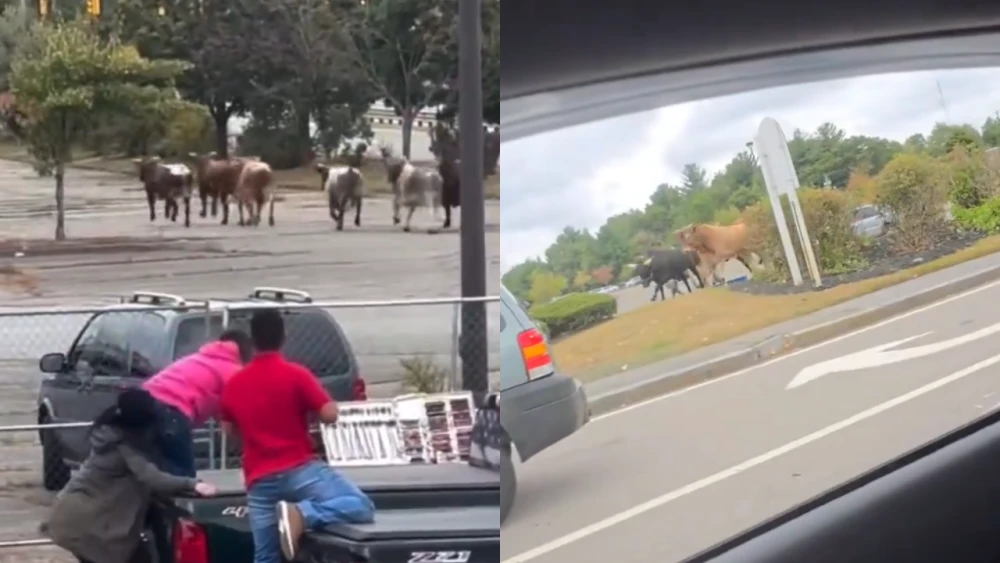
[143,329,253,477]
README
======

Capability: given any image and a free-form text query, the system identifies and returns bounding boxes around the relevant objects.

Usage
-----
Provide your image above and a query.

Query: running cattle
[379,145,443,233]
[235,160,276,227]
[674,222,756,286]
[634,248,704,301]
[133,158,194,228]
[316,146,366,231]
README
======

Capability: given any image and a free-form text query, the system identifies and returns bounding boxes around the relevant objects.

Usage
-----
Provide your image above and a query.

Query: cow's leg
[354,197,362,228]
[268,195,275,228]
[392,197,401,226]
[336,204,345,231]
[237,202,245,227]
[404,206,416,232]
[689,267,704,289]
[146,190,156,222]
[183,197,191,228]
[736,255,752,271]
[220,194,230,225]
[681,277,693,293]
[211,194,219,218]
[199,186,208,218]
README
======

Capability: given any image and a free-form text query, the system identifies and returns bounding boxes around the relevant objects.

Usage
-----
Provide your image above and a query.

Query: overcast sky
[501,68,1000,273]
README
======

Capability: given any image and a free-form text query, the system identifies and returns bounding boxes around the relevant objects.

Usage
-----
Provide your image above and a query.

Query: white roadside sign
[787,320,1000,390]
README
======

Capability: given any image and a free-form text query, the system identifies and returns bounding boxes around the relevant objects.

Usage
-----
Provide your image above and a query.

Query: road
[501,276,1000,563]
[0,160,500,396]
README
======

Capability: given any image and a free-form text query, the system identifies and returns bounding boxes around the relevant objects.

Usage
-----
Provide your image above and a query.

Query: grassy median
[553,235,1000,382]
[0,141,501,199]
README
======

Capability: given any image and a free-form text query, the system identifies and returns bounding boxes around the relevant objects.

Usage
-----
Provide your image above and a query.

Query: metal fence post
[450,301,461,391]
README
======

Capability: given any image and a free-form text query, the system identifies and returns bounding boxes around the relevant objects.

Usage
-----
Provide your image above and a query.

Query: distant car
[499,284,589,523]
[852,204,893,238]
[36,287,366,491]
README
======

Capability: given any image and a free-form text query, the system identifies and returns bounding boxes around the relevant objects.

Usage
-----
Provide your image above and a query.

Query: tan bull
[674,222,757,286]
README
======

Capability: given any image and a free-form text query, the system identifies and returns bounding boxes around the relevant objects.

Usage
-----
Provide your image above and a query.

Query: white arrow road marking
[787,320,1000,390]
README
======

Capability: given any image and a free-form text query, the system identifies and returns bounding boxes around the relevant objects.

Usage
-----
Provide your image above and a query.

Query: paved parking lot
[0,159,499,560]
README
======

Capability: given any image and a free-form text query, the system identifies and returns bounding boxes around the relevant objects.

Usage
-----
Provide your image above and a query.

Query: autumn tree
[9,18,189,240]
[591,267,614,286]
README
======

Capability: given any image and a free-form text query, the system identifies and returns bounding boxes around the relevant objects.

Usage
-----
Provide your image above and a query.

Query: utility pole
[458,0,488,397]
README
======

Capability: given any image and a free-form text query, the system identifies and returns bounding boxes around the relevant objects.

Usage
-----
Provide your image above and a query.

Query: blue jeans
[248,461,375,563]
[153,402,196,478]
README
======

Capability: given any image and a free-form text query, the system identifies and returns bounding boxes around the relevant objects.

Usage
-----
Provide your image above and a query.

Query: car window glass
[124,312,167,378]
[174,315,225,360]
[69,312,131,375]
[226,310,353,376]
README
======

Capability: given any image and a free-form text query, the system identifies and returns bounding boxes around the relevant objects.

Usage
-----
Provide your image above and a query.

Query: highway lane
[501,277,1000,562]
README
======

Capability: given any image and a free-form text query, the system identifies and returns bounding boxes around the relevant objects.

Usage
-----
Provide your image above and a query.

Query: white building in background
[228,101,440,162]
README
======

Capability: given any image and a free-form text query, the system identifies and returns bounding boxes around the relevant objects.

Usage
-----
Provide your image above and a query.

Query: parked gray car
[499,284,589,523]
[852,204,893,238]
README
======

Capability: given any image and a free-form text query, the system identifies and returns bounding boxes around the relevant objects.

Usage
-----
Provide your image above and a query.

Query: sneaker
[276,501,305,561]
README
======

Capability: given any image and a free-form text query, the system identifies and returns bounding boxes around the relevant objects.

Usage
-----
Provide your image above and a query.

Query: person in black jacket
[43,389,218,563]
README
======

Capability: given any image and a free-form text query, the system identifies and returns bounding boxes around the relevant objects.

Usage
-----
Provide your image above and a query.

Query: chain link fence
[0,294,498,551]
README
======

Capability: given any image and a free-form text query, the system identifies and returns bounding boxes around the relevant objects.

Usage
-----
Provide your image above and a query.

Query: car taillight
[517,328,554,379]
[173,518,208,563]
[352,377,368,401]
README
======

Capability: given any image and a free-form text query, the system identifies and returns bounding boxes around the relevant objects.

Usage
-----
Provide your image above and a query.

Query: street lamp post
[458,0,488,396]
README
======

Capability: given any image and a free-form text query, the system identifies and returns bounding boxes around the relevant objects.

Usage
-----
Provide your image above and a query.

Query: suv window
[69,312,139,375]
[125,312,167,377]
[174,310,353,376]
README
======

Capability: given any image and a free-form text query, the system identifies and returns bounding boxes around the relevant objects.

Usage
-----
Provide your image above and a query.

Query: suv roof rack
[124,291,188,307]
[249,287,313,304]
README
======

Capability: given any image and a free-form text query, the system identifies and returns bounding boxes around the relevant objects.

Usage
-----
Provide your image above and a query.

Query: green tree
[927,122,982,156]
[501,259,545,302]
[9,18,189,240]
[983,114,1000,148]
[680,163,707,192]
[116,0,249,156]
[346,0,455,159]
[528,270,567,304]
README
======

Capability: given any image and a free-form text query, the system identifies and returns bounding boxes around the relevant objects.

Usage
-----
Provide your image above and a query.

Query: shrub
[875,152,950,253]
[953,197,1000,234]
[945,146,997,209]
[742,188,866,282]
[713,206,741,225]
[846,169,878,204]
[161,104,214,158]
[529,292,616,339]
[400,356,450,393]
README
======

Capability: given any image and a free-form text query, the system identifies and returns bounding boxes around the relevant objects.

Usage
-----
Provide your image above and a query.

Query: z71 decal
[408,552,472,563]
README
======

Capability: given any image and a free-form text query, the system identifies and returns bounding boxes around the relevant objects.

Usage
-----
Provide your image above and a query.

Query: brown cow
[235,160,276,227]
[133,158,193,228]
[674,222,756,285]
[187,152,228,219]
[188,154,258,226]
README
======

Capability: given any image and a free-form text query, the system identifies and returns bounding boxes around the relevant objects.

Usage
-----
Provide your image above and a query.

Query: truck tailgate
[301,506,500,563]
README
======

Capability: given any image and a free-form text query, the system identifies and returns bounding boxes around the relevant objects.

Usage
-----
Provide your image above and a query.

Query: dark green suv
[36,287,367,491]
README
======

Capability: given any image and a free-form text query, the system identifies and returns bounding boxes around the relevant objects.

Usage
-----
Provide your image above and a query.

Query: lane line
[590,276,1000,424]
[503,352,1000,563]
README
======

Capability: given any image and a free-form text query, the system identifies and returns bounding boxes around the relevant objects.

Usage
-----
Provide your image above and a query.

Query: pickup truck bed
[303,506,499,563]
[200,463,500,509]
[179,463,500,563]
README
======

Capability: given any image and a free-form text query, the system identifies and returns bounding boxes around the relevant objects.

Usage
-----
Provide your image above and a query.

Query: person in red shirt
[220,309,375,563]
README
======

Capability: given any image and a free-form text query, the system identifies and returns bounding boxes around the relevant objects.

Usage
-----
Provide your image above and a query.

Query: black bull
[634,249,704,301]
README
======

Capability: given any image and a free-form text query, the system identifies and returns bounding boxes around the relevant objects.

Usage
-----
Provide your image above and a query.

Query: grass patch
[0,140,500,200]
[554,235,1000,382]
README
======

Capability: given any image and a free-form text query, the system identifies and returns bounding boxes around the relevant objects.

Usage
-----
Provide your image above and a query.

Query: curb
[587,264,1000,417]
